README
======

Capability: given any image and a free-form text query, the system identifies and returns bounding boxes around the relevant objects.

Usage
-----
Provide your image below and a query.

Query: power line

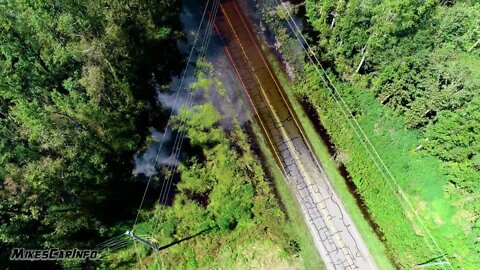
[155,0,219,207]
[272,1,452,268]
[131,0,212,232]
[157,0,220,207]
[95,234,133,253]
[138,0,220,249]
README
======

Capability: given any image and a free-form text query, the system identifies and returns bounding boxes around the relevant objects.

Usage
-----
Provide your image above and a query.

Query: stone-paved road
[214,1,378,269]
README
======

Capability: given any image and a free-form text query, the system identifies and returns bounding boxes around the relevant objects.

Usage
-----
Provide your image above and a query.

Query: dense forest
[0,0,182,267]
[257,0,479,268]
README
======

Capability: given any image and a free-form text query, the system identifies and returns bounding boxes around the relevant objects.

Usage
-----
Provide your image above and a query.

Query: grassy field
[261,46,395,269]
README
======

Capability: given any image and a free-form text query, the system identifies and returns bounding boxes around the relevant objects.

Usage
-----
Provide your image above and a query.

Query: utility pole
[125,230,159,251]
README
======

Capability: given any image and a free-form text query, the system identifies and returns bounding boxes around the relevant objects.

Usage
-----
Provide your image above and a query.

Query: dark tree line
[0,0,182,267]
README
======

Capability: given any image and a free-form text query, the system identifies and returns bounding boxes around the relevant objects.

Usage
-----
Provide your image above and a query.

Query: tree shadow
[155,226,217,251]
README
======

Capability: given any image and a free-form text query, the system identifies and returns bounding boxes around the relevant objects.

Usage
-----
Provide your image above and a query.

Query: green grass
[250,121,326,270]
[261,46,395,269]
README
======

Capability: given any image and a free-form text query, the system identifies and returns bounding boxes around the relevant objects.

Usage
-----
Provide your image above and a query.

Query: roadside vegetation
[105,103,299,269]
[103,70,312,269]
[256,0,479,268]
